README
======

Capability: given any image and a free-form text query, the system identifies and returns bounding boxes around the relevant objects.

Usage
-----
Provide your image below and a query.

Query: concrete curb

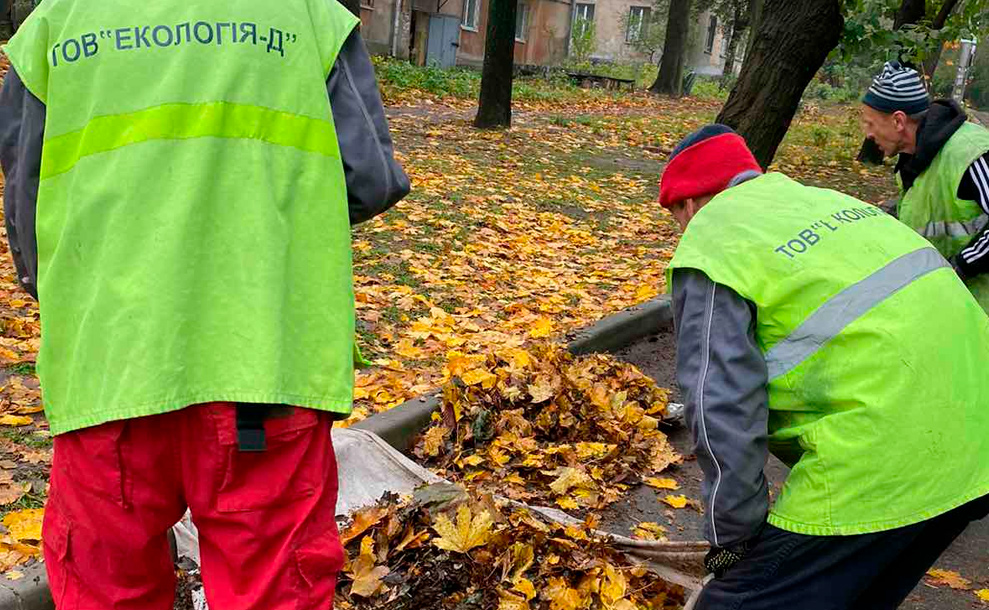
[354,295,674,451]
[0,563,51,610]
[3,295,673,610]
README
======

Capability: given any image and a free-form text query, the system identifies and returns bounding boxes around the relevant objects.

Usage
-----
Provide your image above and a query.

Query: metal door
[426,14,460,68]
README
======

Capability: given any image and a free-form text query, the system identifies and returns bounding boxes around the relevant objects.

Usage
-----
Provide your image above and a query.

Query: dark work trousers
[697,494,989,610]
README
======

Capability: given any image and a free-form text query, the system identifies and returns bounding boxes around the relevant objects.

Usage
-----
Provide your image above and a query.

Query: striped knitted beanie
[862,61,930,115]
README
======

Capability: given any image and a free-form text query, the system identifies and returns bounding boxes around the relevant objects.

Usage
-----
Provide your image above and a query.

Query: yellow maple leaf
[460,454,485,467]
[600,563,627,607]
[644,477,679,491]
[529,317,554,338]
[4,570,23,581]
[514,578,536,600]
[975,589,989,602]
[575,442,614,460]
[634,283,657,301]
[2,509,42,542]
[348,536,389,598]
[0,416,32,428]
[527,377,555,404]
[926,568,971,590]
[421,426,449,457]
[663,495,688,509]
[632,522,667,540]
[506,542,534,583]
[556,496,579,510]
[432,504,493,554]
[462,368,498,388]
[548,467,594,496]
[545,576,582,610]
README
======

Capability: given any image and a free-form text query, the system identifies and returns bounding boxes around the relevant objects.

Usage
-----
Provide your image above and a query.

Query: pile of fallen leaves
[413,343,680,511]
[335,484,684,610]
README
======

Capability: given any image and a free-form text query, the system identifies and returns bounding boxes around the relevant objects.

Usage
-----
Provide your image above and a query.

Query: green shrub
[690,78,728,101]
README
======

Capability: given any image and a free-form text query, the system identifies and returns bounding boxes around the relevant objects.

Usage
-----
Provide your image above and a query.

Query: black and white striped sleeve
[955,154,989,278]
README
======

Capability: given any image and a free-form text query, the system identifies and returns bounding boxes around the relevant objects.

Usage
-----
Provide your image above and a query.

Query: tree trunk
[743,0,763,61]
[893,0,925,29]
[474,0,518,128]
[716,0,843,168]
[649,0,692,96]
[340,0,362,20]
[720,2,748,88]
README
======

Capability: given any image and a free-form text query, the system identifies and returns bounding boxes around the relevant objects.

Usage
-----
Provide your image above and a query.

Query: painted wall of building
[687,9,741,77]
[592,0,654,63]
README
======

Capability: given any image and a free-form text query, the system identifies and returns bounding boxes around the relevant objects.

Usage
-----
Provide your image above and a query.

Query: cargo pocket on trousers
[213,406,323,513]
[294,524,345,609]
[42,497,75,607]
[54,420,129,508]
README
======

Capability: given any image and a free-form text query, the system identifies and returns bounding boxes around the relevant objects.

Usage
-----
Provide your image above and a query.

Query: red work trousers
[43,403,343,610]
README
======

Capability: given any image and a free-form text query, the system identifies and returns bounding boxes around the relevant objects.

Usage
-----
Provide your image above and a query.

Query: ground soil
[614,328,989,609]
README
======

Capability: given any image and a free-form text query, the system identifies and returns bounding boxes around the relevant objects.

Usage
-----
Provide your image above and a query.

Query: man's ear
[892,110,909,132]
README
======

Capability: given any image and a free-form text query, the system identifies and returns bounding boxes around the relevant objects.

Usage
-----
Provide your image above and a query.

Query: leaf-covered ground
[350,94,895,422]
[0,71,898,577]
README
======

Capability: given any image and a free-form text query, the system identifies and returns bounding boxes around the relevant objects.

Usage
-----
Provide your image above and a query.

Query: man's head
[860,61,930,157]
[659,124,762,231]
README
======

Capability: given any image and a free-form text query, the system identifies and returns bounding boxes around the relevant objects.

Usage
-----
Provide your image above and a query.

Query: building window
[626,6,650,43]
[516,3,530,41]
[705,15,717,54]
[575,3,595,35]
[462,0,479,30]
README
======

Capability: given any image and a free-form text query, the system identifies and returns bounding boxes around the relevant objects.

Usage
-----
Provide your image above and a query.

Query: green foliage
[836,0,989,69]
[690,78,730,101]
[811,125,832,147]
[570,17,597,64]
[618,8,667,63]
[373,56,480,98]
[803,79,860,103]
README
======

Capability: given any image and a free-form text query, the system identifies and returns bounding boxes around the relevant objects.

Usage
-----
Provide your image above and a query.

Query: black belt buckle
[236,403,269,452]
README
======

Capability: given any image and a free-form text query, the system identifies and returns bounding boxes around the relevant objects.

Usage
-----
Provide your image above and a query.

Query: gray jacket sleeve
[327,30,410,225]
[0,67,43,300]
[672,267,769,548]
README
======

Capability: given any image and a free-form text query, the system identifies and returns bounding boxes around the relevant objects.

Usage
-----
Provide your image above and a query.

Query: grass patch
[7,362,35,376]
[2,429,52,451]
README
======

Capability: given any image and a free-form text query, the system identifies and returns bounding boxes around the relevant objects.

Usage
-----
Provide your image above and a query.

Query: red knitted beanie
[659,129,762,209]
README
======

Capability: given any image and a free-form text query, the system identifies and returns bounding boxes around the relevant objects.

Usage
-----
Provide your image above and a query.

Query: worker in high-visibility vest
[861,61,989,311]
[662,124,989,609]
[0,0,409,607]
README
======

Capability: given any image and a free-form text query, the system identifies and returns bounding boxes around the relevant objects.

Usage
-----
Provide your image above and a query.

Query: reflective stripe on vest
[765,248,948,380]
[918,216,989,240]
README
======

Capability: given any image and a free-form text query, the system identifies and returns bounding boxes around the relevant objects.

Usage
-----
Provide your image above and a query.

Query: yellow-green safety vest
[4,0,360,434]
[669,173,989,536]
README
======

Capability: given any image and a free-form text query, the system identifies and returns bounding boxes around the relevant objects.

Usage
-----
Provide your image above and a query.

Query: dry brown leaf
[348,536,389,598]
[340,506,389,546]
